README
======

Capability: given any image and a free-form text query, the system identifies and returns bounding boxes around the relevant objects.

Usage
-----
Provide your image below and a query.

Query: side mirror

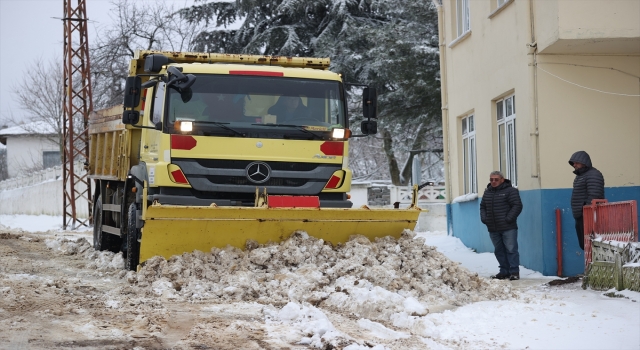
[144,54,172,73]
[166,66,197,91]
[176,74,196,91]
[123,76,141,108]
[122,110,140,125]
[363,87,377,119]
[154,121,163,131]
[361,120,377,135]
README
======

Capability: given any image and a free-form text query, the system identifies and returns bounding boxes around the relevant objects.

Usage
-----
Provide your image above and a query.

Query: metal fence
[583,199,638,268]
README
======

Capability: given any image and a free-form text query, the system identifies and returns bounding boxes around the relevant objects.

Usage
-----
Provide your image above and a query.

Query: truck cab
[131,56,355,208]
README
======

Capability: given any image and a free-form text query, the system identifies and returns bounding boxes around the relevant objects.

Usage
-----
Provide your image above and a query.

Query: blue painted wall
[448,186,640,277]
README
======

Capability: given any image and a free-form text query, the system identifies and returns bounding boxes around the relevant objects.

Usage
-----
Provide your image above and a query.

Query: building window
[497,95,517,185]
[461,114,477,194]
[456,0,470,37]
[43,151,61,169]
[489,0,513,17]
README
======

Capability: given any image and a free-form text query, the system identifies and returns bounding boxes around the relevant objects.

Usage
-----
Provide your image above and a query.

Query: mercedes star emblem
[245,161,271,184]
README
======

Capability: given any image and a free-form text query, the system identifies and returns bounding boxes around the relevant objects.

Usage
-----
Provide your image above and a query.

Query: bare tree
[91,0,207,109]
[7,57,64,148]
[347,89,443,185]
[2,56,69,177]
[2,55,90,177]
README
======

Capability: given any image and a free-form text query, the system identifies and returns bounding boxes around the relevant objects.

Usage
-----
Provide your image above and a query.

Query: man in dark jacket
[480,171,523,280]
[569,151,605,250]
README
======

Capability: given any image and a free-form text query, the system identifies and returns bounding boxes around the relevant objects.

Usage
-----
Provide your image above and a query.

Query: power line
[537,66,640,97]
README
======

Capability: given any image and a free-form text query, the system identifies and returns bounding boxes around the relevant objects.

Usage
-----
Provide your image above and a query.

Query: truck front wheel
[125,202,140,271]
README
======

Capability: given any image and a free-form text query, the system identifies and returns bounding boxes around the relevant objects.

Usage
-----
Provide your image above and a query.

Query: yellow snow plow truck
[88,50,421,270]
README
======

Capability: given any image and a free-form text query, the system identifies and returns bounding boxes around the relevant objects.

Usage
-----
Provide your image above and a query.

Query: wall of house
[443,0,539,195]
[536,54,640,190]
[6,135,59,178]
[440,0,640,276]
[537,0,640,54]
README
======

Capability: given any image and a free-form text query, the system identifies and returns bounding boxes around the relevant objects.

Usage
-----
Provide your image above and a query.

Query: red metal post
[555,208,563,277]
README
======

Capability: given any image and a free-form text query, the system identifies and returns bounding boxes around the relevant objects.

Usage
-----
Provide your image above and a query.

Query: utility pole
[62,0,93,229]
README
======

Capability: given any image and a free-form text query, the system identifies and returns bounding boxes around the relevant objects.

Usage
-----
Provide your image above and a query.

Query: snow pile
[44,236,124,273]
[265,302,352,348]
[451,193,478,203]
[133,230,517,320]
[35,230,521,348]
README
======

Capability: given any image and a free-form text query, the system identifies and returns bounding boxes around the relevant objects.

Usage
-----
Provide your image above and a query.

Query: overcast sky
[0,0,194,127]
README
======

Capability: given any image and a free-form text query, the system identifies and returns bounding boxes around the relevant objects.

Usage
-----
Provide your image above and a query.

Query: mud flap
[138,204,421,264]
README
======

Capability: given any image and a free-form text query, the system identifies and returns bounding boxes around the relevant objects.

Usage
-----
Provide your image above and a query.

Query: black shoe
[509,273,520,281]
[491,273,510,280]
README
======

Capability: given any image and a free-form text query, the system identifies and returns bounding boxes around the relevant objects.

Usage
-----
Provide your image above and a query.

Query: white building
[0,121,61,178]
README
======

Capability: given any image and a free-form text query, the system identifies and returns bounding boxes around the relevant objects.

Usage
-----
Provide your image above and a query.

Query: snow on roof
[0,121,57,136]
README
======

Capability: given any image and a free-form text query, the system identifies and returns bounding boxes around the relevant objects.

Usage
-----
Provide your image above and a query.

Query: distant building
[434,0,640,276]
[0,142,7,181]
[0,121,61,179]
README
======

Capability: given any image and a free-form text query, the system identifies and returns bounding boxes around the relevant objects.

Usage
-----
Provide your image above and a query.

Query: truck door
[139,82,165,185]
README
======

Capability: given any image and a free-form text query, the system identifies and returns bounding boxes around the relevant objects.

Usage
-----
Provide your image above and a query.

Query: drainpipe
[433,0,451,204]
[433,0,453,234]
[528,0,540,184]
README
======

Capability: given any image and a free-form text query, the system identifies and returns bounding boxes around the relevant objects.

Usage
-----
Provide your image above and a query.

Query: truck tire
[93,195,120,252]
[125,202,140,271]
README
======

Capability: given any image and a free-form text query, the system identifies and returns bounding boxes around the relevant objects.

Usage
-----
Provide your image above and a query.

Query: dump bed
[88,104,138,181]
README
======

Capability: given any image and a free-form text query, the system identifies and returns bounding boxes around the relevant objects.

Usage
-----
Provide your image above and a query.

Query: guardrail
[392,185,446,204]
[361,183,446,208]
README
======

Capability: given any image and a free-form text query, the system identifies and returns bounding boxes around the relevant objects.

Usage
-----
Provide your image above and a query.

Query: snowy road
[0,220,639,349]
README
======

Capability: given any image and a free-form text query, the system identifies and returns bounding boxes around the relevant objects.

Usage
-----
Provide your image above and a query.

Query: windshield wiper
[251,123,325,140]
[197,121,246,137]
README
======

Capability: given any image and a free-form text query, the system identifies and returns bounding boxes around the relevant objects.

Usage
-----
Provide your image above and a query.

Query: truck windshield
[165,74,346,130]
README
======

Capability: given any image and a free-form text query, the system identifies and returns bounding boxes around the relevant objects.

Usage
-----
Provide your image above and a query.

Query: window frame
[461,114,477,194]
[496,95,517,186]
[151,81,165,125]
[42,150,61,169]
[456,0,470,38]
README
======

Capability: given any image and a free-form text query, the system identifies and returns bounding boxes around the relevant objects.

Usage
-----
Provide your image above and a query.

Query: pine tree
[179,0,442,184]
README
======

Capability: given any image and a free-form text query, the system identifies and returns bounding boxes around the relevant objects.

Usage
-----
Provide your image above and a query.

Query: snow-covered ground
[1,214,639,349]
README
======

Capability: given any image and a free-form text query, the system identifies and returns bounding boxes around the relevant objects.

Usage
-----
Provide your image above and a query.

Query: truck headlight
[174,120,193,132]
[331,128,351,139]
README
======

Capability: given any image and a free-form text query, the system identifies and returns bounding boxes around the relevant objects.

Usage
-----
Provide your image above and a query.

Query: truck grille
[172,158,340,195]
[206,175,306,187]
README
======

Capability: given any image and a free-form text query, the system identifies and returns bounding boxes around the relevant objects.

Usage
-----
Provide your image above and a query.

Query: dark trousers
[489,229,520,275]
[575,216,584,250]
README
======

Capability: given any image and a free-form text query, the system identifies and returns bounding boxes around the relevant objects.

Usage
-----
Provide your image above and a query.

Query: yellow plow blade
[139,204,421,263]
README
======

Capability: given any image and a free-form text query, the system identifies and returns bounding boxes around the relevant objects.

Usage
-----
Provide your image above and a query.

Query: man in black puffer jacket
[480,171,523,280]
[569,151,605,250]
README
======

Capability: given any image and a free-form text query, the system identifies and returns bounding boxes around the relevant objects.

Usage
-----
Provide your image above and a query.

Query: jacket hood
[569,151,592,167]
